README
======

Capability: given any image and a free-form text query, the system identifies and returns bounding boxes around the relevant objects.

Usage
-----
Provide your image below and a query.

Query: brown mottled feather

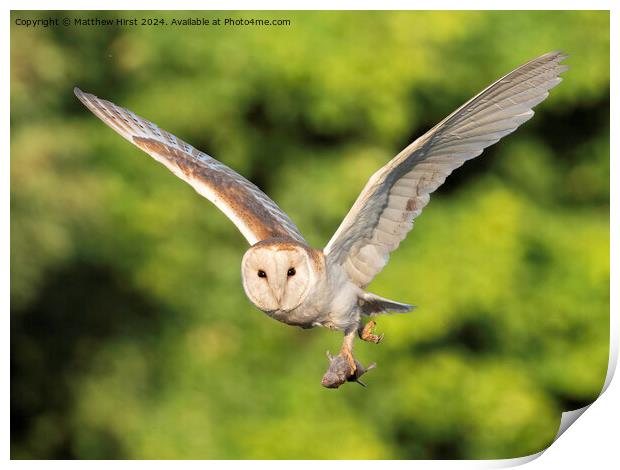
[74,88,305,245]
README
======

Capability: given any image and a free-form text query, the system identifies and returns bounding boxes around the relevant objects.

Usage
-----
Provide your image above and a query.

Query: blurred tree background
[10,10,609,459]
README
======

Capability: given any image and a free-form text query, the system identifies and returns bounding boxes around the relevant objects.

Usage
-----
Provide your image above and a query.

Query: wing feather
[74,88,306,246]
[324,52,568,287]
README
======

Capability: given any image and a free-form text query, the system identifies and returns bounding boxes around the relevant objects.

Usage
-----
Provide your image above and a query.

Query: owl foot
[340,345,357,375]
[321,350,376,389]
[359,320,384,344]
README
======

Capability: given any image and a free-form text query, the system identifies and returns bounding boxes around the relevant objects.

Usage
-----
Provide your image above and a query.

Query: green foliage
[11,10,609,459]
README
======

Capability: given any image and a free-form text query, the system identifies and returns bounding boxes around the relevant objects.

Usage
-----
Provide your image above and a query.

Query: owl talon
[359,320,383,344]
[340,345,357,375]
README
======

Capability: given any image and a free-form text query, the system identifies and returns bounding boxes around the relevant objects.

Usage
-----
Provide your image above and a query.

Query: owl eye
[257,270,267,278]
[287,267,296,277]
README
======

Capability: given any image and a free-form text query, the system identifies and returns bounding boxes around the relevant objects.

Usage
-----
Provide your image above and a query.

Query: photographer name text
[14,16,292,28]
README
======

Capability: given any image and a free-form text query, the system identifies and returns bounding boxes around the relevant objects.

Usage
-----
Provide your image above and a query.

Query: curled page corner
[488,322,617,468]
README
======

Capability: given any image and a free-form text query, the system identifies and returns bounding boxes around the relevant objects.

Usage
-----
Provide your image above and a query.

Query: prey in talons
[321,320,384,389]
[321,350,377,389]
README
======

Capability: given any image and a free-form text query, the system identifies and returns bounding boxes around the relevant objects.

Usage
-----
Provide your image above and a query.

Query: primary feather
[324,51,568,288]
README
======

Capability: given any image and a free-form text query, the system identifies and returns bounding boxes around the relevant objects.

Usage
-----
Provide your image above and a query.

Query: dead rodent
[321,351,376,388]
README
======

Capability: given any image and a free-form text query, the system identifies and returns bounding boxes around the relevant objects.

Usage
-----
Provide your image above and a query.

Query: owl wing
[324,51,568,288]
[75,88,306,246]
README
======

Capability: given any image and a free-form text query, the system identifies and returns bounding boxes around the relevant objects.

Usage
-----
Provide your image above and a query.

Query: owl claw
[359,320,383,344]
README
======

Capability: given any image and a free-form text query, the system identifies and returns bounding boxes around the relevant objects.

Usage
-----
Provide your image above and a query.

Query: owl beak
[269,277,285,306]
[275,284,285,305]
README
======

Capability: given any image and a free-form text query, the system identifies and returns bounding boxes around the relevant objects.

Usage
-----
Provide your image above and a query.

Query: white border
[4,1,616,467]
[2,1,618,10]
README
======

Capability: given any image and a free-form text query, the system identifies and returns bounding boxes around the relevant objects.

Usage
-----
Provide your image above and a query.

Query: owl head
[241,239,320,313]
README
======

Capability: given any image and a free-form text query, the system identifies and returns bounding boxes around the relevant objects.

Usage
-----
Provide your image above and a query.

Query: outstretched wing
[324,51,568,288]
[75,88,306,246]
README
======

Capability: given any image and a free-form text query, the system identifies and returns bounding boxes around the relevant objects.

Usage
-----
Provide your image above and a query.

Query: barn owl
[75,51,567,387]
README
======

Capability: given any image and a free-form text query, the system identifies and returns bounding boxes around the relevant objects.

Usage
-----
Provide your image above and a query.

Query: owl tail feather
[359,292,415,316]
